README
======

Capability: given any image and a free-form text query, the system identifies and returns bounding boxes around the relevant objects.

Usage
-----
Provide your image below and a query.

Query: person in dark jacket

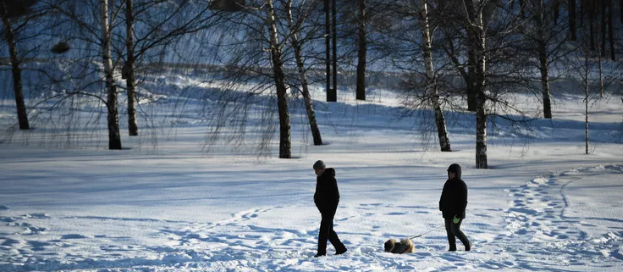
[439,163,471,252]
[313,160,347,257]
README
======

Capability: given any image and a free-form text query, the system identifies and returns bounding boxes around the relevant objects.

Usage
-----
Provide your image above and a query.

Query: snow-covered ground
[1,73,623,271]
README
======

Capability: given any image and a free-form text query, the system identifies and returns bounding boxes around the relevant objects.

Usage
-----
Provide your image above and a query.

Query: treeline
[1,0,621,167]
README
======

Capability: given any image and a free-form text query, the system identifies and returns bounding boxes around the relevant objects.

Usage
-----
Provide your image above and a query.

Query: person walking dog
[439,163,471,252]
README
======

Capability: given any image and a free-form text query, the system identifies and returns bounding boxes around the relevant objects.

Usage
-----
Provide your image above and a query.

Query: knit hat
[313,160,326,170]
[447,163,462,179]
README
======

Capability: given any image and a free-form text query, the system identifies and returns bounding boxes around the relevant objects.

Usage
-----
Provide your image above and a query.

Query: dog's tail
[400,238,415,253]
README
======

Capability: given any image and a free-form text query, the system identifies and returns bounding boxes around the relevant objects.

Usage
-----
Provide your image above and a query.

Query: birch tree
[418,0,451,151]
[265,0,291,158]
[0,0,38,130]
[120,0,217,137]
[285,0,322,146]
[124,0,138,136]
[99,0,122,150]
[462,0,489,168]
[520,0,565,119]
[1,3,29,130]
[534,0,553,119]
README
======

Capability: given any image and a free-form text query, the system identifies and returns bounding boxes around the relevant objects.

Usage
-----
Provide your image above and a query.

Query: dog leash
[409,225,444,240]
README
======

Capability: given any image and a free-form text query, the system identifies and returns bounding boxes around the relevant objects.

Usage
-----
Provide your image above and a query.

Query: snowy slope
[1,74,623,271]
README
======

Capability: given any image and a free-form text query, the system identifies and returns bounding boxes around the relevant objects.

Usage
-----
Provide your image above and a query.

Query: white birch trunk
[419,0,451,152]
[264,0,291,158]
[285,0,322,145]
[100,0,121,150]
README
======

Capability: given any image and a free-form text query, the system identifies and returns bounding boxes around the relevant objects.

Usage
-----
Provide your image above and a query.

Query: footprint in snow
[0,216,16,223]
[22,226,47,235]
[23,213,50,219]
[61,234,91,239]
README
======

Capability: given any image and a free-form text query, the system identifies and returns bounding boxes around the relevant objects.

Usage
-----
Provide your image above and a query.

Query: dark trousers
[444,217,470,250]
[317,210,346,255]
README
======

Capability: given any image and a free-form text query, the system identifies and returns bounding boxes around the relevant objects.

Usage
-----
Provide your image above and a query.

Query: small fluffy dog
[384,238,415,254]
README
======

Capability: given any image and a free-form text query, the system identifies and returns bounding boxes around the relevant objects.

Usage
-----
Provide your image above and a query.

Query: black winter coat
[439,177,468,219]
[314,168,340,214]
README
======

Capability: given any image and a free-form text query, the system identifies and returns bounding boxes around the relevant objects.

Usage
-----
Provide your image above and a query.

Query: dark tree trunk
[553,0,560,25]
[1,7,29,130]
[324,0,332,101]
[579,0,584,27]
[125,0,138,136]
[100,0,122,150]
[569,0,576,40]
[607,0,615,60]
[537,0,552,119]
[601,0,607,57]
[285,0,322,146]
[265,0,291,158]
[331,0,337,101]
[1,0,37,18]
[464,0,488,168]
[539,42,552,119]
[355,0,366,101]
[589,0,596,51]
[599,52,604,98]
[584,54,589,154]
[442,33,473,112]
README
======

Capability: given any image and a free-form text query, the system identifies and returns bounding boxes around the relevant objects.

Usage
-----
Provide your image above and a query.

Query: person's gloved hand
[452,216,460,224]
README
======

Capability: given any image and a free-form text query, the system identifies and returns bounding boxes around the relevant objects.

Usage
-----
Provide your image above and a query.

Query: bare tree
[331,0,337,102]
[531,0,554,119]
[435,0,478,112]
[325,0,337,102]
[418,0,451,151]
[575,30,592,155]
[607,0,615,60]
[569,0,576,40]
[123,0,219,139]
[0,0,38,130]
[519,0,568,119]
[462,0,489,168]
[198,0,330,157]
[324,0,332,101]
[355,0,366,101]
[99,0,121,149]
[372,1,453,151]
[595,0,618,61]
[284,0,322,145]
[124,0,138,136]
[589,0,596,51]
[584,53,589,154]
[23,0,219,150]
[570,11,618,155]
[265,0,291,158]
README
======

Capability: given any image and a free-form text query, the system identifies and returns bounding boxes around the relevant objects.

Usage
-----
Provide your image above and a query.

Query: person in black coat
[439,163,471,251]
[313,160,347,257]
